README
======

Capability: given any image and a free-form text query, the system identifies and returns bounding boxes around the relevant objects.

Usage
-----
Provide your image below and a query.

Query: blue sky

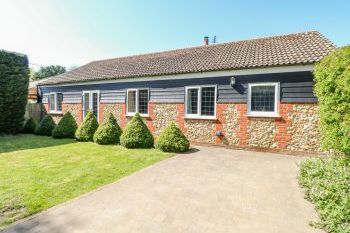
[1,0,349,70]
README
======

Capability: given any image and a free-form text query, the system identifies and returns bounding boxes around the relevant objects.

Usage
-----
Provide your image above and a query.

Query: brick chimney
[204,36,209,45]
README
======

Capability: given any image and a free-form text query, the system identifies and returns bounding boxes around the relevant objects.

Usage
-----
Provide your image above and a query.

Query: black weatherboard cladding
[39,71,316,104]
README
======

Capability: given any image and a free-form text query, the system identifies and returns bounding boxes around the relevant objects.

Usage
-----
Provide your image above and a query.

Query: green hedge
[314,46,350,154]
[35,115,56,136]
[120,113,154,148]
[52,112,78,138]
[0,50,30,134]
[93,113,122,145]
[156,122,189,152]
[75,112,98,141]
[299,157,350,233]
[22,118,37,134]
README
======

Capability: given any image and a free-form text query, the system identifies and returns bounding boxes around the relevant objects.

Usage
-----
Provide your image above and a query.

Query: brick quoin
[274,103,293,150]
[176,103,186,133]
[236,103,249,147]
[120,103,127,128]
[147,102,156,133]
[98,103,105,123]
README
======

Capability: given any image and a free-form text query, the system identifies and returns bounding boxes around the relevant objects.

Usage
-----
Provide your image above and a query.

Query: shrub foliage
[52,112,78,138]
[75,112,98,141]
[299,157,350,233]
[93,113,122,145]
[314,46,350,154]
[35,115,56,136]
[156,122,189,152]
[120,113,154,148]
[22,118,37,134]
[0,50,30,134]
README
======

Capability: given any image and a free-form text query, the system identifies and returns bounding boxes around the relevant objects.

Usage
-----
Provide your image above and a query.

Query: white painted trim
[126,88,149,115]
[48,92,63,114]
[39,65,314,87]
[185,85,217,118]
[82,90,100,121]
[247,82,280,117]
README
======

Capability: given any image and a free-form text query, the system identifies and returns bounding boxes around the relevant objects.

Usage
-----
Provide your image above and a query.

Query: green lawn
[0,134,172,226]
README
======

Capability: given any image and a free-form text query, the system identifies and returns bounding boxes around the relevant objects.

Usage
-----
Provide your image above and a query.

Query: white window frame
[185,85,217,119]
[48,92,63,114]
[126,88,149,116]
[247,82,280,117]
[82,90,100,121]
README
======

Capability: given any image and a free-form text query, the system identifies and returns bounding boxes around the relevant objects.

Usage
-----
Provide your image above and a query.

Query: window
[185,86,216,118]
[48,93,63,113]
[126,89,149,115]
[248,83,279,116]
[83,91,99,120]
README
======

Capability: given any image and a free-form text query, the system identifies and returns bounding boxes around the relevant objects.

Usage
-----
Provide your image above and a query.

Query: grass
[299,156,350,233]
[0,134,172,226]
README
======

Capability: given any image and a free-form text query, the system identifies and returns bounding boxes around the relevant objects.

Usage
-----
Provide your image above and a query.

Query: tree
[314,45,350,155]
[32,65,66,80]
[0,50,29,134]
[93,113,122,145]
[75,112,99,141]
[156,122,189,152]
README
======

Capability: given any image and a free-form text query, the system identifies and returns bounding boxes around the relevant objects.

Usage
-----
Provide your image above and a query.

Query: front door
[82,91,99,120]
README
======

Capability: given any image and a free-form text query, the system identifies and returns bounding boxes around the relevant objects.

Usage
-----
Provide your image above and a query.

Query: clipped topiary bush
[52,112,78,138]
[22,117,37,134]
[35,115,56,136]
[0,50,30,134]
[120,113,154,148]
[93,113,122,145]
[156,122,189,152]
[314,45,350,155]
[75,112,98,141]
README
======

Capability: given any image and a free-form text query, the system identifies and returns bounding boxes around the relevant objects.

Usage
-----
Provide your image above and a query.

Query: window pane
[201,87,215,116]
[49,94,55,111]
[251,85,275,112]
[187,89,198,114]
[138,90,149,114]
[84,93,90,117]
[92,92,98,118]
[57,93,63,112]
[127,90,136,113]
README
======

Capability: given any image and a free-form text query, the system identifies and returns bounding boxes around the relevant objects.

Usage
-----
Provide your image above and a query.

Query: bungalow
[38,31,335,153]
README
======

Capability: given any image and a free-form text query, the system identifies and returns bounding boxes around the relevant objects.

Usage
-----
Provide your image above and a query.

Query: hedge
[156,122,189,152]
[314,45,350,155]
[22,118,37,134]
[120,113,154,148]
[75,112,98,141]
[52,112,78,138]
[35,115,56,136]
[0,50,30,134]
[93,113,122,145]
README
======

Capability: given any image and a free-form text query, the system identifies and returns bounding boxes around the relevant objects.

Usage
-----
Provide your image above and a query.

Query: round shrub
[22,117,37,134]
[156,122,189,152]
[75,112,98,141]
[52,112,78,138]
[93,113,122,145]
[35,115,56,136]
[120,113,154,148]
[314,45,350,154]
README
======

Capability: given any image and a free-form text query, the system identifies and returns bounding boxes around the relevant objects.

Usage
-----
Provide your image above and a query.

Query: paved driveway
[2,146,322,233]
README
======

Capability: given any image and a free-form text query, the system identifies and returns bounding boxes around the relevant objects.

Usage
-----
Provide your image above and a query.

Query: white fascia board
[39,65,314,88]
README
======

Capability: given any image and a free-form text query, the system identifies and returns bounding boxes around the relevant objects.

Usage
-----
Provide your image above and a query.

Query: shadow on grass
[0,134,76,154]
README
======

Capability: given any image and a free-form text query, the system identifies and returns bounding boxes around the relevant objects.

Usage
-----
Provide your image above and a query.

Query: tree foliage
[75,112,98,141]
[0,50,29,134]
[120,113,154,148]
[93,113,122,145]
[156,122,189,152]
[52,112,78,138]
[32,65,66,80]
[22,118,37,134]
[314,46,350,154]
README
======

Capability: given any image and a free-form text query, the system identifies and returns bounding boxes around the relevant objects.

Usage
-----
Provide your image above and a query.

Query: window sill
[49,111,63,115]
[183,116,217,120]
[125,114,150,118]
[245,114,281,118]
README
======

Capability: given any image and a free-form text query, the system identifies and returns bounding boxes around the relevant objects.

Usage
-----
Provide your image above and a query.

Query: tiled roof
[40,31,335,85]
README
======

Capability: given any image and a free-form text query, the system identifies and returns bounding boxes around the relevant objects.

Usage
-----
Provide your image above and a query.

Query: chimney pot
[204,36,209,45]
